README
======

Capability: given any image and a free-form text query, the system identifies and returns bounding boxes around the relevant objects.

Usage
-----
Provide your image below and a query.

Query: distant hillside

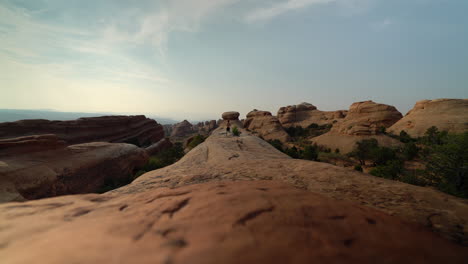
[0,109,179,125]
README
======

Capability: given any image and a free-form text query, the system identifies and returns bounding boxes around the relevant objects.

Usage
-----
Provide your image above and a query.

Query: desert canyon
[0,98,467,263]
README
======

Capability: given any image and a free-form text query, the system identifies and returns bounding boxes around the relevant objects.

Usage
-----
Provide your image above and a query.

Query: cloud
[244,0,375,23]
[371,18,394,32]
[245,0,336,23]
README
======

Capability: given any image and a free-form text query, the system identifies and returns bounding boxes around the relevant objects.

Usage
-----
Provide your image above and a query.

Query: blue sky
[1,0,467,121]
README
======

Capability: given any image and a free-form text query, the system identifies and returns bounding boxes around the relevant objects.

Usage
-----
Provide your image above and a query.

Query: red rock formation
[312,101,403,153]
[170,120,195,138]
[277,102,348,128]
[0,141,148,202]
[0,115,164,147]
[244,110,290,142]
[0,134,66,156]
[388,99,468,137]
[331,101,403,136]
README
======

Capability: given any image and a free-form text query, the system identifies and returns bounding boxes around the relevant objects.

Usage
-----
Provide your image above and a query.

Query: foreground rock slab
[122,128,468,245]
[1,180,467,264]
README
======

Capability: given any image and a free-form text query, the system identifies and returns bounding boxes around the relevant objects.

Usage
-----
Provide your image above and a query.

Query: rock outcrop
[0,115,164,147]
[0,140,148,203]
[277,102,347,128]
[388,99,468,137]
[221,111,243,128]
[243,110,290,142]
[170,120,195,138]
[330,101,403,136]
[312,101,403,153]
[1,126,467,263]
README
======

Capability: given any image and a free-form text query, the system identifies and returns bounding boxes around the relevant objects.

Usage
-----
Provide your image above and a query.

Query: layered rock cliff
[0,136,148,202]
[1,126,467,263]
[0,115,164,147]
[388,99,468,137]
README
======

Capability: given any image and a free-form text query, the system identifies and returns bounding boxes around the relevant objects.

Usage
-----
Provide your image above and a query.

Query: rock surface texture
[388,99,468,137]
[277,102,348,128]
[312,101,403,153]
[0,141,148,203]
[0,115,164,147]
[170,120,195,138]
[0,126,467,263]
[243,110,290,142]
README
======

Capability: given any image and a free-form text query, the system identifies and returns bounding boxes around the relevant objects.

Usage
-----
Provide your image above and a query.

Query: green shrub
[370,160,403,180]
[349,138,379,165]
[399,130,414,143]
[354,165,363,172]
[285,146,300,159]
[267,139,284,152]
[401,142,419,160]
[187,134,205,149]
[232,126,240,136]
[335,148,340,154]
[425,132,468,198]
[302,145,318,161]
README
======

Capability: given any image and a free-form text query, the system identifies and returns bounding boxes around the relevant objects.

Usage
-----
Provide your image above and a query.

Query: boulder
[0,115,164,147]
[277,102,347,128]
[1,129,467,263]
[243,110,290,142]
[388,99,468,137]
[222,111,240,120]
[0,141,148,203]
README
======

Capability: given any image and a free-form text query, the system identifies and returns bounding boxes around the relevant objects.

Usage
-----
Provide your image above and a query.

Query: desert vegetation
[268,126,468,198]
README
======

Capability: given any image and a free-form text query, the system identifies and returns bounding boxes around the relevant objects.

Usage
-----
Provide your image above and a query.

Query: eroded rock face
[243,110,290,142]
[277,102,347,128]
[0,142,148,203]
[0,134,66,156]
[331,101,403,136]
[170,120,195,138]
[312,101,403,153]
[0,115,164,147]
[388,99,468,137]
[1,181,467,264]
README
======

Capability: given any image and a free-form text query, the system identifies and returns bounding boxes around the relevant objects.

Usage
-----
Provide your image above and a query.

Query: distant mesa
[277,102,347,128]
[388,99,468,137]
[244,109,290,142]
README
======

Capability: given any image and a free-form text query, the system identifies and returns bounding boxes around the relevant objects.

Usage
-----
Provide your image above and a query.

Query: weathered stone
[244,110,290,142]
[388,99,468,137]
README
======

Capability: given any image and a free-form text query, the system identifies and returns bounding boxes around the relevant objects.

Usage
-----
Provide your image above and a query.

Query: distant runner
[226,120,231,135]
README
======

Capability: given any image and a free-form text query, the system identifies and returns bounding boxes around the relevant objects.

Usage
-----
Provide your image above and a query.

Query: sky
[1,0,467,121]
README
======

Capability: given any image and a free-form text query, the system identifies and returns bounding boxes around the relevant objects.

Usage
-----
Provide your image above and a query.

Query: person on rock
[226,120,231,136]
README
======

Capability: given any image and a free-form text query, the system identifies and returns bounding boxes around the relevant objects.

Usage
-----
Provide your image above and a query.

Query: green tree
[425,132,468,198]
[302,145,318,161]
[350,138,379,165]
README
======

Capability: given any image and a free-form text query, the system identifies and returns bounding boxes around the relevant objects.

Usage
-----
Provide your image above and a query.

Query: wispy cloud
[245,0,336,23]
[244,0,374,23]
